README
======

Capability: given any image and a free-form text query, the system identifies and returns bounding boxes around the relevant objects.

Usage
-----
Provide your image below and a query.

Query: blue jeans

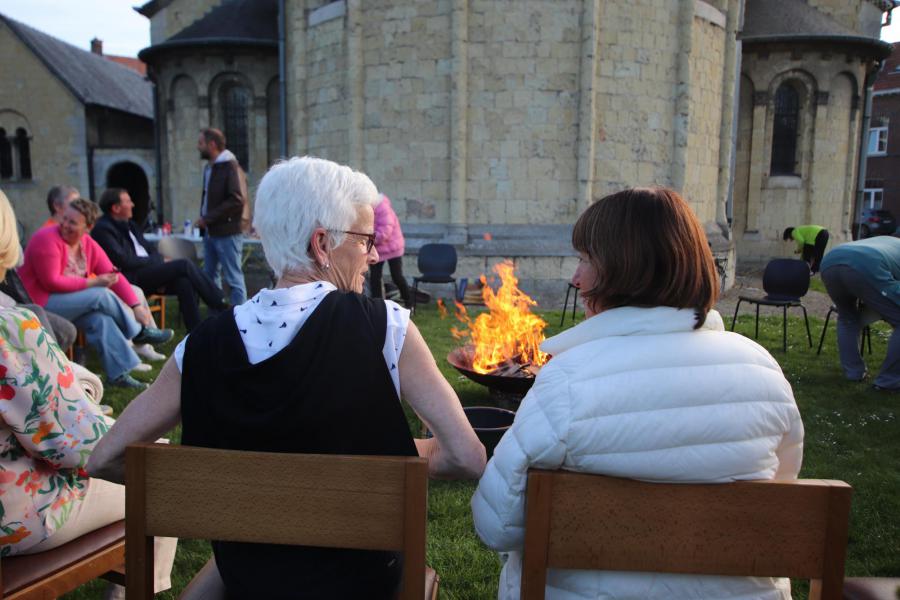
[45,288,141,381]
[203,234,246,306]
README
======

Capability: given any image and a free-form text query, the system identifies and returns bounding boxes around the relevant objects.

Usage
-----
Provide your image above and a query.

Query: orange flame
[453,260,549,374]
[437,298,448,319]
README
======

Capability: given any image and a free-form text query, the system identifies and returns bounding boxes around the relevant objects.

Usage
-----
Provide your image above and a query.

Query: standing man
[91,188,227,331]
[783,225,829,274]
[820,236,900,391]
[195,128,247,306]
[43,185,79,228]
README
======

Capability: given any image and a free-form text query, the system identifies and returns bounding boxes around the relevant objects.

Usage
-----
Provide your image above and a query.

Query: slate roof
[742,0,892,57]
[0,13,153,119]
[138,0,277,62]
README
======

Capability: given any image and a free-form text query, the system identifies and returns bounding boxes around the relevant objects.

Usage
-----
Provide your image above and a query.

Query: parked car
[856,208,897,238]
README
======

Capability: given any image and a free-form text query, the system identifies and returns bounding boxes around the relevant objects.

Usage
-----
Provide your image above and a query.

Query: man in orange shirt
[42,185,79,228]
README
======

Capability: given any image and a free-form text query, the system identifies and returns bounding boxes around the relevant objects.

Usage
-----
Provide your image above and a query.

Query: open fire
[450,261,549,377]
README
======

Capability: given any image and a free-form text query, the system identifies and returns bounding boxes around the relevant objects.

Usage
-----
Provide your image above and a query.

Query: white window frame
[863,188,884,210]
[868,126,888,156]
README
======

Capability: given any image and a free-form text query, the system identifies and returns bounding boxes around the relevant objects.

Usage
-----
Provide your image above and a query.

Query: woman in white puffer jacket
[471,187,804,600]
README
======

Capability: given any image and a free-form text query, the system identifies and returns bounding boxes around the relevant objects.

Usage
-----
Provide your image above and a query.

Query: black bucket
[463,406,516,459]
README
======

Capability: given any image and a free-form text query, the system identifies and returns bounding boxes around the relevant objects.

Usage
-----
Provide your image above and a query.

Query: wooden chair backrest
[125,443,428,599]
[521,470,852,600]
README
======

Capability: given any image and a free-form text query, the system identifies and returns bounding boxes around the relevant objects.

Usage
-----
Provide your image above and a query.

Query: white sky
[1,2,899,58]
[0,0,151,57]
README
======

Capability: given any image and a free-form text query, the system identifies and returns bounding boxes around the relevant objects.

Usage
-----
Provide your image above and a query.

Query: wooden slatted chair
[147,294,166,330]
[125,443,438,600]
[521,470,852,600]
[0,521,125,599]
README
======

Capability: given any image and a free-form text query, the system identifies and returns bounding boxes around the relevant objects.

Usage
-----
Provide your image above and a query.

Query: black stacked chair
[816,304,873,356]
[560,283,579,327]
[411,243,457,315]
[730,259,813,352]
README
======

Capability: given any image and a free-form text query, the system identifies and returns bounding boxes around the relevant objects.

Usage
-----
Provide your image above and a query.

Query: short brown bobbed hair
[572,187,719,328]
[68,198,101,228]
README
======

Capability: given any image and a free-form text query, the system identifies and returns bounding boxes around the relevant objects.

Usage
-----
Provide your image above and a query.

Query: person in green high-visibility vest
[783,224,830,274]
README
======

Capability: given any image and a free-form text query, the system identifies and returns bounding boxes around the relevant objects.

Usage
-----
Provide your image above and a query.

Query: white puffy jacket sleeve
[471,363,570,551]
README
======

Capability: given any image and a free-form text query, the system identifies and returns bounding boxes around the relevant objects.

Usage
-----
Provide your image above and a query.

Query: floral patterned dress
[0,306,110,556]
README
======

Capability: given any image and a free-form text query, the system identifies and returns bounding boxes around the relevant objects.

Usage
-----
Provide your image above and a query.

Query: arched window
[0,128,12,180]
[220,84,250,171]
[771,83,800,175]
[15,128,31,180]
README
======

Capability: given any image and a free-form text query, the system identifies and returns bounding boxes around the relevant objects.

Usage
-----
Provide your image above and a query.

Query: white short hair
[253,156,380,277]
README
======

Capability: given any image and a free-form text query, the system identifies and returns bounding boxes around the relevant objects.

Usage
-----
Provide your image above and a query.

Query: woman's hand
[132,304,154,328]
[89,273,118,288]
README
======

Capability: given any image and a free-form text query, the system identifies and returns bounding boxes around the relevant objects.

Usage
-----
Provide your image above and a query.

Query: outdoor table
[143,233,262,266]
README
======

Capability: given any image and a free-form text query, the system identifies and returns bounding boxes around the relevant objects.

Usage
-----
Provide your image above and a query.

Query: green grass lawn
[64,302,899,599]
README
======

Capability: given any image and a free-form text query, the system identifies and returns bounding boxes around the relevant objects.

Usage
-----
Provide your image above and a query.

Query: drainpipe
[278,0,288,158]
[85,109,95,201]
[150,65,164,226]
[854,61,881,238]
[725,0,745,228]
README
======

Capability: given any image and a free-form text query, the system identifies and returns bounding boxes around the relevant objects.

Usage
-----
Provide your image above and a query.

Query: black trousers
[369,257,411,307]
[801,229,830,274]
[127,259,226,331]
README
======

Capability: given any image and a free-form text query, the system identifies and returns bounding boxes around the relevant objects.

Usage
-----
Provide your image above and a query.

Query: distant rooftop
[138,0,277,62]
[742,0,892,58]
[0,13,153,119]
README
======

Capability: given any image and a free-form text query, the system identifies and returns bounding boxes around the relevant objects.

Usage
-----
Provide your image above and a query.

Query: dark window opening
[220,85,250,171]
[0,129,12,179]
[771,83,800,175]
[15,128,31,180]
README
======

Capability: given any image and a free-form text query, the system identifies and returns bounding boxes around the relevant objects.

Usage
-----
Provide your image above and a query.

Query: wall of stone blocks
[683,14,727,225]
[359,0,453,223]
[464,0,582,227]
[0,24,87,238]
[590,1,682,199]
[303,15,350,163]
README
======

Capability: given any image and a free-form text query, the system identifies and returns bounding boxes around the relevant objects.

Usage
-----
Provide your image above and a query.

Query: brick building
[865,41,900,224]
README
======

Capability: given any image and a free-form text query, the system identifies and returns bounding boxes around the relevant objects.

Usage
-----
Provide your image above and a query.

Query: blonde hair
[0,190,21,281]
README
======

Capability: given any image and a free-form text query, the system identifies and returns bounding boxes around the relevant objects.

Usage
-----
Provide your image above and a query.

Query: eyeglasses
[335,230,376,253]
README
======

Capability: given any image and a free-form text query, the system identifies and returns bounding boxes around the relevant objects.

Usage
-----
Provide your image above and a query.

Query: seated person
[87,156,486,599]
[472,187,804,600]
[91,188,226,331]
[783,224,829,274]
[0,190,176,597]
[18,198,172,389]
[0,267,76,352]
[41,185,79,229]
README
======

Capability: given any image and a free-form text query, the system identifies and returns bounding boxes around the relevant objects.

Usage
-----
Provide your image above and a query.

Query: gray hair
[46,185,79,216]
[253,156,380,277]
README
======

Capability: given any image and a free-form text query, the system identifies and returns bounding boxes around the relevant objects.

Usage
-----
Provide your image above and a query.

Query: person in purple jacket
[370,194,412,307]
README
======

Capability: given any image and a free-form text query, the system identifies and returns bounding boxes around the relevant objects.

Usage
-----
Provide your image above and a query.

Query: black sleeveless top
[181,290,417,599]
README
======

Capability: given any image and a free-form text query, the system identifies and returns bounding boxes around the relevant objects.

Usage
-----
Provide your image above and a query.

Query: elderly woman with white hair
[88,156,486,598]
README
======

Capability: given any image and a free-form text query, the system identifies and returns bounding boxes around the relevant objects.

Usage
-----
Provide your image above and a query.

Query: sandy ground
[714,266,833,323]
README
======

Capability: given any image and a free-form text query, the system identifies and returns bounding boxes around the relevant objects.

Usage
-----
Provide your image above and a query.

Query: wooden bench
[521,470,852,600]
[0,521,125,599]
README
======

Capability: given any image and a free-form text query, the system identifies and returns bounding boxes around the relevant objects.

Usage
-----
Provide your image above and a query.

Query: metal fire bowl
[447,346,536,396]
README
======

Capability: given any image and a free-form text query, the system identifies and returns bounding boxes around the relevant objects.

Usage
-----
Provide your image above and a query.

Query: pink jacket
[19,225,138,307]
[373,195,405,262]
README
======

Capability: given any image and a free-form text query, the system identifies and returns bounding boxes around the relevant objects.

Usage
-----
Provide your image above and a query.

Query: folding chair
[0,521,125,599]
[411,244,457,315]
[560,283,578,327]
[125,443,438,600]
[730,259,813,352]
[521,469,852,600]
[147,295,166,330]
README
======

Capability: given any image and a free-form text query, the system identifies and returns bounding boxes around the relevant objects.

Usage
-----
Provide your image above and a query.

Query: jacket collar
[541,305,725,356]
